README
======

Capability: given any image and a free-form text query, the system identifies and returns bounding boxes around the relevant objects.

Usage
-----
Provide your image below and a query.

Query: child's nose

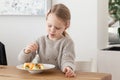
[51,27,56,32]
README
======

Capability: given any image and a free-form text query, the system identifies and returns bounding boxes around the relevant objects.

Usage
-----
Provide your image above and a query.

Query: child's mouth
[50,34,55,37]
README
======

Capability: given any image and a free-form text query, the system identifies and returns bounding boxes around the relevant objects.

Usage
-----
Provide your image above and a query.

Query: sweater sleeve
[61,39,76,72]
[18,36,42,64]
[18,49,36,64]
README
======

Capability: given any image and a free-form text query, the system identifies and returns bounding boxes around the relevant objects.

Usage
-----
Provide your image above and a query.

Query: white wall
[0,0,97,68]
[0,16,46,65]
[97,0,108,49]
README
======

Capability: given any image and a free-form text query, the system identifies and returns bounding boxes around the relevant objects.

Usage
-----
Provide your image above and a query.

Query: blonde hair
[46,3,71,36]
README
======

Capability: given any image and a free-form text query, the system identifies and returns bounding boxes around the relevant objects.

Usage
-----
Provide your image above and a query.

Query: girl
[18,3,76,77]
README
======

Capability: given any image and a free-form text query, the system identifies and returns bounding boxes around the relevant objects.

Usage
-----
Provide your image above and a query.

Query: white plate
[16,63,55,74]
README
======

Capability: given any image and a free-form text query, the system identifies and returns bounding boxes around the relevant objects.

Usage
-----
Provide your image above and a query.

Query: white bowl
[16,63,55,74]
[28,70,43,74]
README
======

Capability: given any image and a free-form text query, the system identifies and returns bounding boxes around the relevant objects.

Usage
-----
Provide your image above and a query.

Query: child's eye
[48,25,52,27]
[55,27,60,30]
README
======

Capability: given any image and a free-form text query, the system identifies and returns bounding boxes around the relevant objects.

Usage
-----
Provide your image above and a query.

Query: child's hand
[63,66,76,77]
[24,42,38,54]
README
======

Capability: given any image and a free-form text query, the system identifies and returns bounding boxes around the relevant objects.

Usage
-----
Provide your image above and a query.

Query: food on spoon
[23,63,44,70]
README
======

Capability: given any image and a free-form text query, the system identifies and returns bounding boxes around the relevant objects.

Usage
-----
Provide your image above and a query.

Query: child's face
[46,13,67,40]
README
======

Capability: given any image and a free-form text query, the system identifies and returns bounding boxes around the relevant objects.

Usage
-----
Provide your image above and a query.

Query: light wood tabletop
[0,65,111,80]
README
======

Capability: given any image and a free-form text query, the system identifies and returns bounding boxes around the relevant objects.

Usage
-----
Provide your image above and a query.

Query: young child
[18,3,76,77]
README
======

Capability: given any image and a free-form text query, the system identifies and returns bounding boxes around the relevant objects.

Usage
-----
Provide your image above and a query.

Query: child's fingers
[65,71,76,77]
[24,42,38,54]
[64,67,76,77]
[24,46,32,54]
[63,67,67,73]
[25,49,31,54]
[29,42,38,50]
[65,70,71,77]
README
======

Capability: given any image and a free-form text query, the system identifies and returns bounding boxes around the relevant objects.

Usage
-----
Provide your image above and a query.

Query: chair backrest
[0,42,7,65]
[75,59,97,72]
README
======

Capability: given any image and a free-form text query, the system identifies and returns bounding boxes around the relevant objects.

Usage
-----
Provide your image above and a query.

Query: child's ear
[66,20,70,29]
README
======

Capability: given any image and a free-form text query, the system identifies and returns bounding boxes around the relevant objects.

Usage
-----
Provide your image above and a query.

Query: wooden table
[0,65,111,80]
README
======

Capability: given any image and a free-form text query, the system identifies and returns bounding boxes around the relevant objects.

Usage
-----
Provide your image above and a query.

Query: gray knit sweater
[18,35,75,71]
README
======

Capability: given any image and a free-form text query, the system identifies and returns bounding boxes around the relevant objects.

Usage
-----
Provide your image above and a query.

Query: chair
[75,59,97,72]
[0,42,7,65]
